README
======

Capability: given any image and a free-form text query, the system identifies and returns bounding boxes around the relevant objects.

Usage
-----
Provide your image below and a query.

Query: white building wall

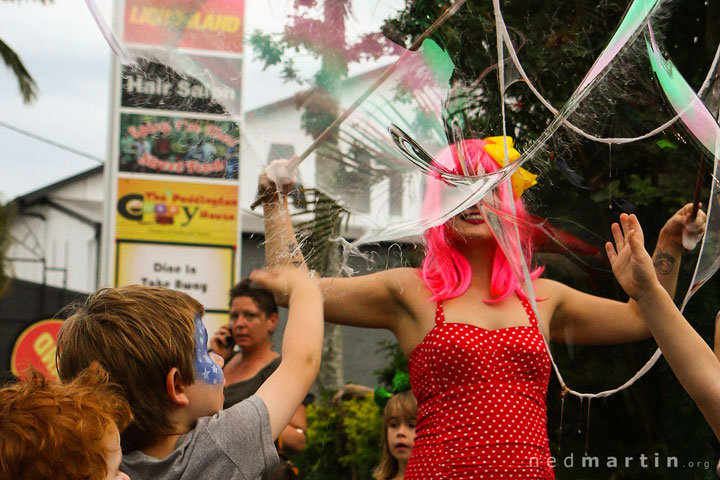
[240,67,404,236]
[241,98,316,210]
[7,173,103,294]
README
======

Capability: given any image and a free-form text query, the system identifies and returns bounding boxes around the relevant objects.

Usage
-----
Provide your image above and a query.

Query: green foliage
[374,340,408,390]
[248,30,302,83]
[294,394,383,480]
[0,37,37,103]
[340,397,384,474]
[248,31,285,69]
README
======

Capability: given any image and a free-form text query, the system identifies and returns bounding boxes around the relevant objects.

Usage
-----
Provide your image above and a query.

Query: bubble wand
[684,70,720,249]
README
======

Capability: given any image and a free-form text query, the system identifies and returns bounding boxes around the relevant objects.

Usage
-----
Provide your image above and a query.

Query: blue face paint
[193,316,224,385]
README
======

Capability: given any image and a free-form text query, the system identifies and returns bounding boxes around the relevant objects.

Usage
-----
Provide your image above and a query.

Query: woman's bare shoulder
[534,277,564,291]
[533,278,569,304]
[358,267,432,314]
[382,267,429,295]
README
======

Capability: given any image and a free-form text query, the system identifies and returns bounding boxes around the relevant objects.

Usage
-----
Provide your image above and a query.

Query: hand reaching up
[253,264,323,442]
[254,157,299,208]
[659,202,707,250]
[605,214,658,300]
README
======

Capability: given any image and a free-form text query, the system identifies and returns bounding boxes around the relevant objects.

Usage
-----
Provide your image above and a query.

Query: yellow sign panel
[116,178,238,245]
[116,242,234,311]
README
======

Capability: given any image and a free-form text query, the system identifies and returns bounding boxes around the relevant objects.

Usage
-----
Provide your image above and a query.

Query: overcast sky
[0,0,400,201]
[0,0,110,200]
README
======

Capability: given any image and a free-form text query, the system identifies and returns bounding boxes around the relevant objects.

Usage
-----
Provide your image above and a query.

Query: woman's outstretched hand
[253,157,299,208]
[605,213,657,300]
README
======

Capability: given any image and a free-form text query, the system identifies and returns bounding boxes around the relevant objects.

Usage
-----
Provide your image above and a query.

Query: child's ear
[165,368,190,406]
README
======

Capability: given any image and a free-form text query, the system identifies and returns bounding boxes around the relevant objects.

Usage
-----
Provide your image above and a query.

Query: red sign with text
[11,320,63,380]
[124,0,244,53]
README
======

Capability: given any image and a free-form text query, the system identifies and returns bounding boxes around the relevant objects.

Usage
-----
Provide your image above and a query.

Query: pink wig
[421,139,543,303]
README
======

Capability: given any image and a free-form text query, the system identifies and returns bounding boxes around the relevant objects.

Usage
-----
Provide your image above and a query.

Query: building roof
[12,165,104,208]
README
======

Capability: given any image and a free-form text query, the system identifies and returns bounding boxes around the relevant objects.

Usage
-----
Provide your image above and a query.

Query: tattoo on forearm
[287,242,303,265]
[653,248,676,275]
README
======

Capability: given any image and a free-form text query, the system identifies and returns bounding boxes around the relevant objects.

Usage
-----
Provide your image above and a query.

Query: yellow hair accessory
[484,136,514,149]
[483,137,537,199]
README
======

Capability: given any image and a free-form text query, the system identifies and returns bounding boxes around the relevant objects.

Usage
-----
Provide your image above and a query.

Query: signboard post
[103,0,244,336]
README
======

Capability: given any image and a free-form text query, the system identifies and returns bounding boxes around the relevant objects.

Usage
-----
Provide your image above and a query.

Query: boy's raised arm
[606,214,720,439]
[252,266,323,440]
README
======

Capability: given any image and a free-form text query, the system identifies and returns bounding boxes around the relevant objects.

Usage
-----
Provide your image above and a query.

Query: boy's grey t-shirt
[121,395,279,480]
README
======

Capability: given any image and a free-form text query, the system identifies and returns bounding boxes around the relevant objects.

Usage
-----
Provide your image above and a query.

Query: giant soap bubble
[87,0,720,406]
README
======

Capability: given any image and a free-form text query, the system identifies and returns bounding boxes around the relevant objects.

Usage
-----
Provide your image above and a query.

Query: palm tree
[0,0,50,104]
[0,37,36,103]
[0,0,49,294]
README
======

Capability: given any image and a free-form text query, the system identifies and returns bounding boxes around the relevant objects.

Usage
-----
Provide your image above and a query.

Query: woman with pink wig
[259,138,703,479]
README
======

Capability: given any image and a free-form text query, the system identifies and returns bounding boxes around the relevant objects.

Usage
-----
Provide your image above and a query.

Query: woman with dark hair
[259,139,704,479]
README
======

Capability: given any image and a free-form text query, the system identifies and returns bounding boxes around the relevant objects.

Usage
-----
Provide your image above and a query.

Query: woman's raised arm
[258,162,418,333]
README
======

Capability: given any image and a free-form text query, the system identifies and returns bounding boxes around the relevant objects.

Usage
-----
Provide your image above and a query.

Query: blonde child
[374,391,418,480]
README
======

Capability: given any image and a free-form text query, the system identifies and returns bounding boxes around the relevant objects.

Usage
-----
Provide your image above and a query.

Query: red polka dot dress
[405,295,554,479]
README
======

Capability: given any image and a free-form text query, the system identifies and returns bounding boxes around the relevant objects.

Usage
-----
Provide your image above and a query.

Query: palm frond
[290,188,349,275]
[0,37,37,104]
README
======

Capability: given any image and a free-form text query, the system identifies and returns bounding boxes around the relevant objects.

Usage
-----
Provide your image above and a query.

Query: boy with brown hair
[57,266,322,480]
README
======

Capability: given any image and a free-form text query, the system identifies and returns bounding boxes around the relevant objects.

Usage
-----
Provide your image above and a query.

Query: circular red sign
[11,319,64,380]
